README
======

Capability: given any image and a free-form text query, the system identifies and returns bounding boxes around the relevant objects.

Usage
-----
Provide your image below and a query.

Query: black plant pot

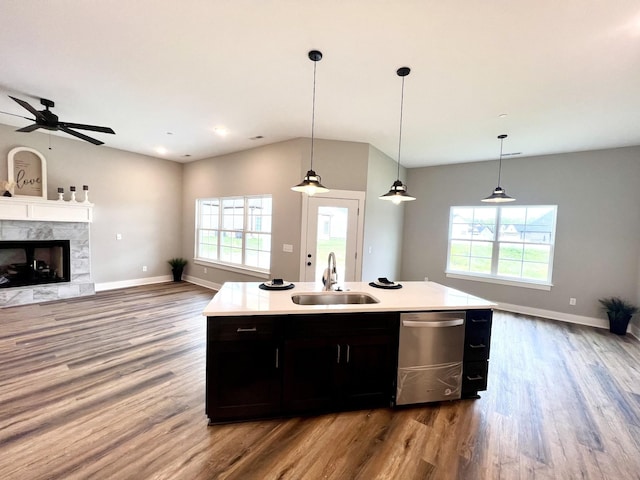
[607,312,631,335]
[172,267,184,282]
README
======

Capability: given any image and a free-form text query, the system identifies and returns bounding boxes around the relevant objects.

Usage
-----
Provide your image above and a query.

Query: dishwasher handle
[402,318,464,328]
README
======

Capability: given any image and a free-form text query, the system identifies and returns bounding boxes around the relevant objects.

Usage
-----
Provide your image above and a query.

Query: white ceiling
[1,0,639,167]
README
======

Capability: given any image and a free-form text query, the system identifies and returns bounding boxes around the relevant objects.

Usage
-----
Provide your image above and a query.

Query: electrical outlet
[569,297,577,306]
[282,244,293,253]
[116,233,122,240]
[142,265,147,272]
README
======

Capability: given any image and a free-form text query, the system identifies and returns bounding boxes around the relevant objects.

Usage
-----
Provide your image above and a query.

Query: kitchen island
[203,281,495,423]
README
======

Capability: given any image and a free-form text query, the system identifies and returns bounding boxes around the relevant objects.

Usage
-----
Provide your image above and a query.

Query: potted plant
[168,257,188,282]
[598,296,638,335]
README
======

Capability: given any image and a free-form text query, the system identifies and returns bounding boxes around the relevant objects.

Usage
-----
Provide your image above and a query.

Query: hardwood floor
[1,283,639,479]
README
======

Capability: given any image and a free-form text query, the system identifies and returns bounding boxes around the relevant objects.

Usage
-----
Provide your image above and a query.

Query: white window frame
[445,205,557,290]
[194,195,272,277]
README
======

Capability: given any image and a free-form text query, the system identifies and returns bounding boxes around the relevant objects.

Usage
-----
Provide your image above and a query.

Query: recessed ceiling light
[498,113,508,118]
[166,132,174,135]
[213,127,228,136]
[156,146,168,155]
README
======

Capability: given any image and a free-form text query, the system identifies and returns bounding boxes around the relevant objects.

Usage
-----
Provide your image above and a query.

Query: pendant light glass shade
[380,67,415,204]
[482,134,515,203]
[292,50,329,196]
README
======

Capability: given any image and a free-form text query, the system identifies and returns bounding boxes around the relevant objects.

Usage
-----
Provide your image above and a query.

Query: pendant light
[380,67,415,205]
[482,134,515,203]
[292,50,329,196]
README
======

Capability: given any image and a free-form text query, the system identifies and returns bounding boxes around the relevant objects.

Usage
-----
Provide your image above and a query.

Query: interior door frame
[299,189,366,282]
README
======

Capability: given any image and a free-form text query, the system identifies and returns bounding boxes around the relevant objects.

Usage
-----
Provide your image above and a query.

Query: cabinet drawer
[462,361,489,393]
[466,309,492,335]
[210,316,279,342]
[464,338,490,361]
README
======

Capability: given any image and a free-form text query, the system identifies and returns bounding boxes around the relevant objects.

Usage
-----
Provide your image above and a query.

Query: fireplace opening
[0,240,71,288]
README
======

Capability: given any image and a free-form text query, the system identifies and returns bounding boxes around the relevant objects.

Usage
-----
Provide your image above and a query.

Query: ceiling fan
[6,95,115,145]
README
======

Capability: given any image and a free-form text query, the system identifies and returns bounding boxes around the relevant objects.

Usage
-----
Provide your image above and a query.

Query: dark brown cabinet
[207,312,398,423]
[462,309,493,398]
[282,312,398,414]
[206,316,282,423]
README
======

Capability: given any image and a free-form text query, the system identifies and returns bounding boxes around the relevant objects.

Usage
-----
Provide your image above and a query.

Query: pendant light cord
[497,135,505,186]
[396,75,405,181]
[310,59,317,172]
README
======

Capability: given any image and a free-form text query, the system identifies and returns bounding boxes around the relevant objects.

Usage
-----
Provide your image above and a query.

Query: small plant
[598,296,638,335]
[168,257,188,282]
[168,257,188,268]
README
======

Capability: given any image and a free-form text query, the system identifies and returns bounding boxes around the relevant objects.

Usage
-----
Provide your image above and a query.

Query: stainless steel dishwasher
[396,311,466,405]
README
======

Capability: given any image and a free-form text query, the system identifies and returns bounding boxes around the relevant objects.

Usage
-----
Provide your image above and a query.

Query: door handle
[346,344,350,363]
[466,375,484,381]
[336,344,341,363]
[236,327,257,332]
[469,343,486,349]
[307,262,312,266]
[402,319,464,328]
[275,348,279,369]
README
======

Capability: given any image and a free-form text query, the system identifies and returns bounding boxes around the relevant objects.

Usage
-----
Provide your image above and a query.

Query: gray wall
[0,124,183,285]
[181,138,370,286]
[402,145,640,325]
[361,145,406,281]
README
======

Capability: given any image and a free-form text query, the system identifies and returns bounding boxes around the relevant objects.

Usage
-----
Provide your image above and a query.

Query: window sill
[445,271,553,291]
[194,259,270,279]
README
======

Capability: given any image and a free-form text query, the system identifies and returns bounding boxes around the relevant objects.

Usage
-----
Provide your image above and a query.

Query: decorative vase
[607,312,631,335]
[172,268,183,282]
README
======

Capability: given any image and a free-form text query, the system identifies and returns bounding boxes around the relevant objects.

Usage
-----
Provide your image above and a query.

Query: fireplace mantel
[0,196,93,223]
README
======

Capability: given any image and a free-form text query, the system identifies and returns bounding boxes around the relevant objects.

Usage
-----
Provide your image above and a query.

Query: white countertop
[203,281,495,316]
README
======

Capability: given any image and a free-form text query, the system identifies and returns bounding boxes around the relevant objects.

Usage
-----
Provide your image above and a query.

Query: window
[447,205,557,288]
[196,195,272,273]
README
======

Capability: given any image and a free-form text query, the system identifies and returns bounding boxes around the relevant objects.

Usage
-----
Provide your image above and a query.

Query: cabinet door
[341,334,395,408]
[282,337,341,413]
[207,339,281,422]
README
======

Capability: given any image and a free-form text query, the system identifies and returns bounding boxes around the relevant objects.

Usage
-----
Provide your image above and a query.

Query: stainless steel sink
[291,292,380,305]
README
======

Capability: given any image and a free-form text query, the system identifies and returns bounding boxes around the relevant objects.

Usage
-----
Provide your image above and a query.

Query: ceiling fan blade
[59,122,115,134]
[16,124,41,133]
[9,95,46,122]
[59,126,104,145]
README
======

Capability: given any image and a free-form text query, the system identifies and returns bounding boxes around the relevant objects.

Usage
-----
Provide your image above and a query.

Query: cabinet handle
[466,375,484,381]
[471,318,488,323]
[336,344,341,363]
[275,348,279,369]
[236,327,257,332]
[469,343,486,349]
[346,344,350,363]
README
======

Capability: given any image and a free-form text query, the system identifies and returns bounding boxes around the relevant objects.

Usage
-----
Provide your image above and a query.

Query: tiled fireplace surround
[0,198,95,307]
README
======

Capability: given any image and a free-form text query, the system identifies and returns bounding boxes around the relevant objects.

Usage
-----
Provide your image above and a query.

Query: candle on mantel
[83,185,90,203]
[69,186,77,202]
[83,185,88,191]
[57,187,64,201]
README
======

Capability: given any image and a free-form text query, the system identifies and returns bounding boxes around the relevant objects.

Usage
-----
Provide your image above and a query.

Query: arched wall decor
[7,147,47,199]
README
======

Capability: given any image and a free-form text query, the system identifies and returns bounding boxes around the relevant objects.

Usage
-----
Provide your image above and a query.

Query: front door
[300,190,364,283]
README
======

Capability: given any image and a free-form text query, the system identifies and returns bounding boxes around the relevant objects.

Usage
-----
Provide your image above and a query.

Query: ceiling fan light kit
[7,95,115,146]
[380,66,416,204]
[291,50,329,196]
[482,134,516,203]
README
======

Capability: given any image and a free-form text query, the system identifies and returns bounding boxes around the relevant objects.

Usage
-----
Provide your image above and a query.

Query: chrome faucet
[323,252,338,291]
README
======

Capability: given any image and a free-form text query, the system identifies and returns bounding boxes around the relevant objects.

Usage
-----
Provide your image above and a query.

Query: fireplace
[0,240,71,288]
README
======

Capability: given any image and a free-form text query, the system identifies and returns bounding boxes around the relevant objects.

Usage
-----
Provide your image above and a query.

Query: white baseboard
[183,275,221,291]
[497,301,639,339]
[630,322,640,339]
[95,275,173,292]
